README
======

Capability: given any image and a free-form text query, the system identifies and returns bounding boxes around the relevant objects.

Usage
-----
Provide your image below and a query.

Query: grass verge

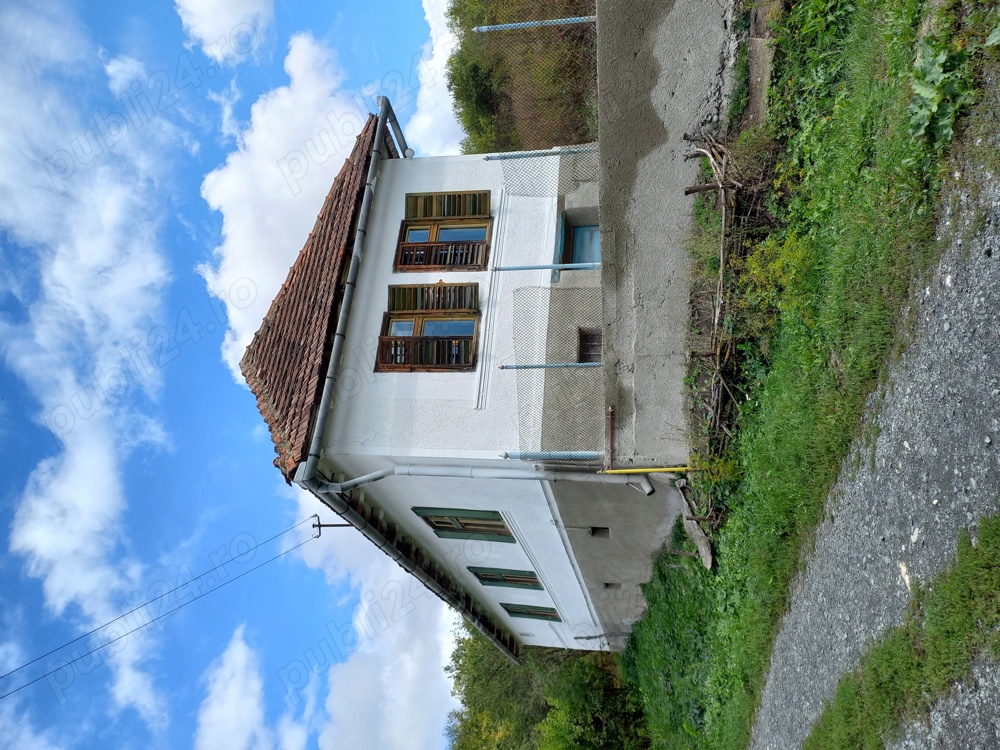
[804,515,1000,749]
[621,1,1000,749]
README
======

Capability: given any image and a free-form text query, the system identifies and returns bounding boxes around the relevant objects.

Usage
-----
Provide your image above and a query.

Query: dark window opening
[578,329,602,363]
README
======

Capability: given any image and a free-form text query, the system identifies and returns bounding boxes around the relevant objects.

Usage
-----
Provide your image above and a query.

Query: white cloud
[104,54,146,96]
[195,626,314,750]
[174,0,273,65]
[0,0,170,726]
[208,80,244,143]
[405,0,465,156]
[286,488,459,750]
[195,626,273,750]
[0,702,66,750]
[198,34,374,380]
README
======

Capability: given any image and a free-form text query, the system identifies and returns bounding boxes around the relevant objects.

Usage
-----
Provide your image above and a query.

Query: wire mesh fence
[488,145,598,198]
[446,0,597,154]
[506,287,604,462]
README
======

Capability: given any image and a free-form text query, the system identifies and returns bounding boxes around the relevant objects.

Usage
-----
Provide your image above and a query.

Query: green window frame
[468,566,543,590]
[412,507,515,543]
[500,603,561,622]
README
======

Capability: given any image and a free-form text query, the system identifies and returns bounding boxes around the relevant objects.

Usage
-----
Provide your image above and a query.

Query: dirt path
[750,82,1000,749]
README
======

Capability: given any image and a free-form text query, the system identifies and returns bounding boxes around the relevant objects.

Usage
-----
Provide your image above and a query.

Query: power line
[0,516,318,701]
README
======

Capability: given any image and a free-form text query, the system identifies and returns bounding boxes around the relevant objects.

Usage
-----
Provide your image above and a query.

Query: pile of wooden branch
[683,131,742,446]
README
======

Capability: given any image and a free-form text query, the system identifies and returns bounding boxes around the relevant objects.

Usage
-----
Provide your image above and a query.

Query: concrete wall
[550,475,684,651]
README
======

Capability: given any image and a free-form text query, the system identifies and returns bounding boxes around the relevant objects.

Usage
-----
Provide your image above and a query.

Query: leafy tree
[445,622,549,749]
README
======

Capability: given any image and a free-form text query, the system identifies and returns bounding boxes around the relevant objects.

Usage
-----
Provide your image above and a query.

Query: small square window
[578,329,602,363]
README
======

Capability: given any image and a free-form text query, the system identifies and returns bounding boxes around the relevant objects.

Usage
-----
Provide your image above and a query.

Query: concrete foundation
[552,476,684,651]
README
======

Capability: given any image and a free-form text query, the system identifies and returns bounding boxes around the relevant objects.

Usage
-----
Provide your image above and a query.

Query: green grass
[620,1,1000,748]
[804,516,1000,749]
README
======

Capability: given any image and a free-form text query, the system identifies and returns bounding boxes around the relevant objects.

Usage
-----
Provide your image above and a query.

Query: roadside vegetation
[445,621,650,750]
[621,1,1000,749]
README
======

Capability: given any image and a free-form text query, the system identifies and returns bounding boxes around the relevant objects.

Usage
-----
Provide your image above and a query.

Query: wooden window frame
[395,191,493,272]
[394,217,493,272]
[376,283,481,373]
[412,507,516,543]
[468,566,543,590]
[500,603,562,622]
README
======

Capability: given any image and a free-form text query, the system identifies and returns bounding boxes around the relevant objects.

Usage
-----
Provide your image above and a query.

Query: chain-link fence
[503,286,604,462]
[447,0,597,154]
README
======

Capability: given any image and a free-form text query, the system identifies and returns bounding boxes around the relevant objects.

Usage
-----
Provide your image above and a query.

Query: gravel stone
[887,658,1000,750]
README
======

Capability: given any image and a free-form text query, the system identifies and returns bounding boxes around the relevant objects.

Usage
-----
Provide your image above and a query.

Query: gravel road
[749,103,1000,748]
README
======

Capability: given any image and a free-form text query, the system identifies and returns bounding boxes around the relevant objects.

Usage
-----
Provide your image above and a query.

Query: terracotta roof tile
[241,114,397,481]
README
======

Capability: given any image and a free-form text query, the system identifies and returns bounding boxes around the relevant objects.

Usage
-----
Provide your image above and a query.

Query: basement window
[500,603,562,622]
[412,507,515,543]
[468,566,543,590]
[578,329,602,363]
[589,526,610,538]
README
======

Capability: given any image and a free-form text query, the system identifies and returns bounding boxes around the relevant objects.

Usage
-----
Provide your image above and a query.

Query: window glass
[438,225,488,242]
[388,319,415,336]
[406,227,430,242]
[571,225,601,263]
[422,318,475,337]
[501,603,561,621]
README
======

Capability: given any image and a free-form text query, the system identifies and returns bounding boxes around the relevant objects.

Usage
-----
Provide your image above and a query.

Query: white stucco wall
[324,153,563,460]
[325,453,605,649]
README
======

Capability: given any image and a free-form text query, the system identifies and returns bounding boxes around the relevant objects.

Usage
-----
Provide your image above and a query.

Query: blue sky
[0,1,465,748]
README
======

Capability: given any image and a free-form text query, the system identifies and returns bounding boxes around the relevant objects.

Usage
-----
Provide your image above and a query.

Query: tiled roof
[241,114,396,481]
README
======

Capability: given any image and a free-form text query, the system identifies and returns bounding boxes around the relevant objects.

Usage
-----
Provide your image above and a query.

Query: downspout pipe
[300,476,519,662]
[297,96,392,487]
[385,103,414,158]
[314,464,655,496]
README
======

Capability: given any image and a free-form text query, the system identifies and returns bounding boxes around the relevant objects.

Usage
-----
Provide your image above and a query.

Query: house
[241,97,685,659]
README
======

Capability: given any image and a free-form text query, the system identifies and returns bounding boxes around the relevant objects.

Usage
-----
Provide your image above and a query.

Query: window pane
[571,225,601,264]
[422,318,475,337]
[388,319,415,336]
[406,227,430,242]
[459,518,510,534]
[438,225,488,242]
